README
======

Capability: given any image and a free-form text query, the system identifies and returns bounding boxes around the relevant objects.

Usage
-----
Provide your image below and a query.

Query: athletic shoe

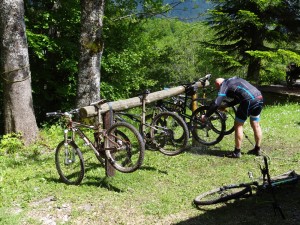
[227,150,242,158]
[247,148,262,156]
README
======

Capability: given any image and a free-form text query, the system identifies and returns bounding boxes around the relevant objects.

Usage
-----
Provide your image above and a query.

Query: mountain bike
[115,90,189,156]
[156,74,235,146]
[286,62,300,88]
[46,103,145,185]
[194,156,300,218]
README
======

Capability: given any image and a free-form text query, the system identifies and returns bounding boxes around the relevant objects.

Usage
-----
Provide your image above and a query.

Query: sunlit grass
[0,103,299,224]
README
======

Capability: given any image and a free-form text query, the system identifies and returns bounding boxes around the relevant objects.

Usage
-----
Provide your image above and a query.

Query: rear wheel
[218,106,236,135]
[105,122,145,173]
[55,141,85,185]
[150,111,189,156]
[194,184,251,206]
[190,105,226,146]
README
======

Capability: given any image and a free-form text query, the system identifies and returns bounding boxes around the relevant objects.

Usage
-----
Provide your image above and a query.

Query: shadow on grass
[176,185,300,225]
[189,146,232,158]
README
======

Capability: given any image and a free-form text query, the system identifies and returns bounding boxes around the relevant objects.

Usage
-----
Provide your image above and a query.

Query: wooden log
[79,79,210,118]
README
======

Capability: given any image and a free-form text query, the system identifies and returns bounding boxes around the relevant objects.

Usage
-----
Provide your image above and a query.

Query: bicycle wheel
[139,108,162,150]
[93,135,106,166]
[149,111,189,156]
[190,105,226,146]
[105,122,145,173]
[218,106,236,135]
[194,184,252,206]
[55,141,85,185]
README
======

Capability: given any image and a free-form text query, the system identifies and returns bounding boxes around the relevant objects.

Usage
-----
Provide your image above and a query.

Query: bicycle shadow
[188,146,231,158]
[176,185,300,225]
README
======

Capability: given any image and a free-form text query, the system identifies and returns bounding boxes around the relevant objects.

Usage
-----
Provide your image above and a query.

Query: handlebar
[46,109,79,117]
[198,74,212,82]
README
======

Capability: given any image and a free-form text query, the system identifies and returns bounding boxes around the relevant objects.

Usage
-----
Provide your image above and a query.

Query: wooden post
[191,89,199,147]
[191,89,208,150]
[103,111,115,177]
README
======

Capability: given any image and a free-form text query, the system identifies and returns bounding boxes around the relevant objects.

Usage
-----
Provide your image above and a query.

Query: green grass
[0,103,299,224]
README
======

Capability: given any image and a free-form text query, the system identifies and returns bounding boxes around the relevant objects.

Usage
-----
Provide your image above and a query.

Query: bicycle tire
[55,141,85,185]
[149,111,189,156]
[218,106,236,135]
[194,184,252,206]
[105,122,145,173]
[190,105,226,146]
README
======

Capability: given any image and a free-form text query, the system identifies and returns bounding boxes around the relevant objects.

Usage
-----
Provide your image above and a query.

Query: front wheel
[190,106,226,146]
[194,184,252,206]
[55,141,85,185]
[105,122,145,173]
[150,111,189,156]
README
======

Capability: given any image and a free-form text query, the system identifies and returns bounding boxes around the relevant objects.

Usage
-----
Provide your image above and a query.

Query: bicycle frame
[62,115,106,162]
[60,111,136,164]
[114,90,189,156]
[115,92,176,142]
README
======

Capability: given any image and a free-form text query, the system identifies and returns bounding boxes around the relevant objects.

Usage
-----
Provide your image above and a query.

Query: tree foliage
[1,0,299,134]
[24,0,81,122]
[204,0,300,82]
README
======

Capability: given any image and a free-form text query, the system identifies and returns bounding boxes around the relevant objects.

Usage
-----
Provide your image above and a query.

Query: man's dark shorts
[235,97,264,123]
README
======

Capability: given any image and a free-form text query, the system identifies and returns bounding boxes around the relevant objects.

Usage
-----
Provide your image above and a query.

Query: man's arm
[204,95,225,118]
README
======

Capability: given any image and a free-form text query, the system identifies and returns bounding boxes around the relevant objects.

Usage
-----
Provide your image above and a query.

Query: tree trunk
[76,0,105,108]
[0,0,39,145]
[246,32,263,84]
[247,56,261,85]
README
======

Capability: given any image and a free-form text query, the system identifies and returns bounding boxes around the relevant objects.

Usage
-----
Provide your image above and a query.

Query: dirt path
[258,83,300,97]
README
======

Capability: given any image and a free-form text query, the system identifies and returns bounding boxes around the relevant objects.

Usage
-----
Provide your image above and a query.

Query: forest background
[0,0,299,144]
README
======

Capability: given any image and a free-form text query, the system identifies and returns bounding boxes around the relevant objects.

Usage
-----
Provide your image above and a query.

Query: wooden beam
[79,80,210,118]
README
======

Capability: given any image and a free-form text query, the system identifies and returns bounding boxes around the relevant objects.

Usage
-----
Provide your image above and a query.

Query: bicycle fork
[63,129,76,165]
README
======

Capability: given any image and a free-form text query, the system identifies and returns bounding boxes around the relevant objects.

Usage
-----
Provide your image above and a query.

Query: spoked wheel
[149,111,189,156]
[190,105,226,146]
[55,141,85,185]
[218,106,236,135]
[94,135,106,166]
[140,108,162,150]
[105,122,145,173]
[194,184,252,206]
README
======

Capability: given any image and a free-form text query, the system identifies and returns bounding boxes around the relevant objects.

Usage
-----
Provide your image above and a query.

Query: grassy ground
[0,103,299,225]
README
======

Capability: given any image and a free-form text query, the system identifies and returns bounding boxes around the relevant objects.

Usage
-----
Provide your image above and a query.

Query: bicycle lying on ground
[46,102,145,185]
[194,156,300,218]
[115,90,189,156]
[156,74,236,146]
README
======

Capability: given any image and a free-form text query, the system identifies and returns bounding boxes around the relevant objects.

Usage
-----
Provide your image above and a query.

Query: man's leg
[235,121,244,149]
[247,98,263,155]
[250,120,262,147]
[228,121,244,158]
[248,120,262,155]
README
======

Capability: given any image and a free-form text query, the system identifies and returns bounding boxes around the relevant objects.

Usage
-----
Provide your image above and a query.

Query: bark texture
[76,0,105,108]
[0,0,38,145]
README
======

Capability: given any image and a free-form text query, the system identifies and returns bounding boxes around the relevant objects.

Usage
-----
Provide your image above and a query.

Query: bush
[0,133,24,155]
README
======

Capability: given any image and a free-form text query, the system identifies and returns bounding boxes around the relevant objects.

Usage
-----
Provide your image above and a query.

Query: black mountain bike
[156,75,236,146]
[194,156,300,219]
[115,90,189,156]
[286,62,300,88]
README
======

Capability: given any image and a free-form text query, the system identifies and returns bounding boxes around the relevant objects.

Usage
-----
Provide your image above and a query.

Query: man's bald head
[215,78,225,90]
